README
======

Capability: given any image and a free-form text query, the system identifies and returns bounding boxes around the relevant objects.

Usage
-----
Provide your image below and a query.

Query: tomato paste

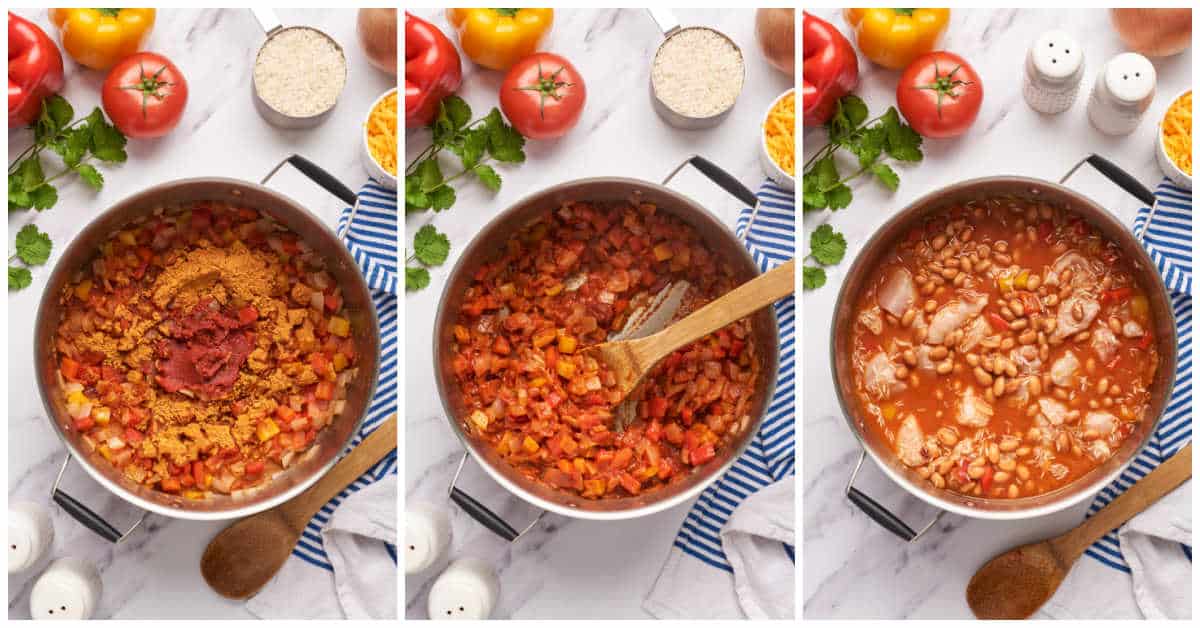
[156,300,255,399]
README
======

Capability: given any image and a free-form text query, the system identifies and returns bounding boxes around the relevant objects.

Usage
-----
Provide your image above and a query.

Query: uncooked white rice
[254,27,347,118]
[651,28,744,118]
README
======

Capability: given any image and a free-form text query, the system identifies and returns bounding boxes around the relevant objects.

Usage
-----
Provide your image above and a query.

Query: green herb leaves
[8,96,127,291]
[405,96,525,214]
[10,96,127,212]
[406,224,450,292]
[802,224,847,291]
[406,97,527,292]
[802,95,923,212]
[9,224,52,290]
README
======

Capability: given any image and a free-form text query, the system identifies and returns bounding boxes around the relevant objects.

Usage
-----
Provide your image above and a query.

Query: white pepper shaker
[10,501,55,574]
[1023,30,1085,114]
[1087,52,1156,135]
[427,557,499,620]
[405,503,451,575]
[30,557,102,620]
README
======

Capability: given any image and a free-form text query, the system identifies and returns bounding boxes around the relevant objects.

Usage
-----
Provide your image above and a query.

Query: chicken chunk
[1038,397,1077,426]
[863,352,905,400]
[957,386,994,427]
[877,267,917,318]
[896,415,928,467]
[1050,350,1080,388]
[1091,326,1119,363]
[1083,411,1118,436]
[927,292,988,345]
[1053,295,1100,341]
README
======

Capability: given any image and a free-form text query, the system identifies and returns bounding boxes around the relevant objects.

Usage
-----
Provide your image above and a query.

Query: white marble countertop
[404,8,791,619]
[7,8,393,619]
[802,8,1191,619]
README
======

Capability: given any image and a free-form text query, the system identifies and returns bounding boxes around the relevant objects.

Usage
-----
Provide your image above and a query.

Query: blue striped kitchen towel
[1084,179,1191,573]
[645,181,796,619]
[285,179,398,570]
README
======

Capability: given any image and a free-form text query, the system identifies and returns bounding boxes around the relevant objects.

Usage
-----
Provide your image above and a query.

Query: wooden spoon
[586,259,794,404]
[967,442,1191,619]
[200,414,397,599]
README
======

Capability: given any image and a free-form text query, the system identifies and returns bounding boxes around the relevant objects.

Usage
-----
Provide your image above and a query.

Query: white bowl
[1155,89,1191,190]
[361,87,398,190]
[759,88,795,191]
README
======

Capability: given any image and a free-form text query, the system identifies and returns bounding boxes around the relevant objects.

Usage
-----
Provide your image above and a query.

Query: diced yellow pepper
[1131,295,1149,319]
[653,243,674,261]
[328,316,351,337]
[998,274,1014,293]
[529,377,547,388]
[544,282,564,296]
[573,457,586,473]
[1015,270,1029,290]
[118,230,137,246]
[556,360,576,379]
[468,409,489,430]
[92,406,111,426]
[522,435,540,453]
[453,324,470,343]
[75,279,92,301]
[183,489,206,500]
[68,391,89,406]
[881,403,898,421]
[257,418,281,442]
[332,353,348,372]
[557,334,577,354]
[98,444,113,461]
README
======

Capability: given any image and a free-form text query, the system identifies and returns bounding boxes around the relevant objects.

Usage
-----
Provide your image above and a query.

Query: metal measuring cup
[250,8,348,129]
[646,9,745,130]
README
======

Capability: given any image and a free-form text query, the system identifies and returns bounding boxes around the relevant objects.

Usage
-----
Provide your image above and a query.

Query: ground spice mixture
[55,200,358,499]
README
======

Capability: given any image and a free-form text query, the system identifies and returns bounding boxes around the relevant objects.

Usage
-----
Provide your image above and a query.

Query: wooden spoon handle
[635,259,794,365]
[279,414,397,530]
[1053,442,1191,562]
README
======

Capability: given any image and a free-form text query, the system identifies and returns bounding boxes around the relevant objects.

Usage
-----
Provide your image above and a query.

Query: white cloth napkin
[644,477,795,619]
[1038,480,1191,620]
[246,476,398,620]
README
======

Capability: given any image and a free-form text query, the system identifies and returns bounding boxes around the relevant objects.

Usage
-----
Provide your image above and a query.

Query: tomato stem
[119,62,176,119]
[913,61,974,120]
[515,62,574,120]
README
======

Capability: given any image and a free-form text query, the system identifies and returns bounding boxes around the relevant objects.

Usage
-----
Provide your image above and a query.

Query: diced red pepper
[986,311,1010,331]
[314,380,335,401]
[160,478,181,493]
[690,443,716,466]
[238,305,259,325]
[74,416,95,431]
[245,460,266,476]
[1101,287,1132,305]
[647,397,669,419]
[60,357,80,381]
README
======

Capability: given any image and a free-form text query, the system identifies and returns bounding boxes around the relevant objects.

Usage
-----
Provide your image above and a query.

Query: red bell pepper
[405,12,462,127]
[8,12,65,128]
[802,12,859,127]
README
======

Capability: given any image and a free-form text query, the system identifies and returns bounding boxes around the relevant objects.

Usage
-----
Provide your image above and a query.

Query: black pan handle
[448,452,543,543]
[50,455,146,544]
[450,487,519,541]
[845,450,941,542]
[1060,154,1156,208]
[662,155,760,208]
[260,154,359,208]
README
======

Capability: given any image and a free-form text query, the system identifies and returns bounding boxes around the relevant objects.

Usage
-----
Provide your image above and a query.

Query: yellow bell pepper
[445,8,553,71]
[48,8,156,70]
[843,8,950,70]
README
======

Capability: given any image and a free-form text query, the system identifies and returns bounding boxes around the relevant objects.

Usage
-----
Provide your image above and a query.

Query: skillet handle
[1060,154,1156,208]
[845,450,941,543]
[50,455,146,544]
[662,155,760,209]
[448,452,543,543]
[260,154,359,208]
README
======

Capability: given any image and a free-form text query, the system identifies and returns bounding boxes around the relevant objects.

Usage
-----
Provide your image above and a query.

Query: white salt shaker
[1088,52,1156,135]
[10,501,55,574]
[1023,30,1085,114]
[30,557,102,620]
[427,557,499,620]
[405,503,451,574]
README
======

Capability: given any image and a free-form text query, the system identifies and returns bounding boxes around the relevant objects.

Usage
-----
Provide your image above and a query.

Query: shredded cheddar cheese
[366,91,398,176]
[765,91,795,176]
[1162,91,1191,176]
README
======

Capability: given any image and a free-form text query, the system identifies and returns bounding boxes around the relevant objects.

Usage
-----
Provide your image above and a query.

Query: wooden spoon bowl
[967,443,1191,619]
[201,415,397,599]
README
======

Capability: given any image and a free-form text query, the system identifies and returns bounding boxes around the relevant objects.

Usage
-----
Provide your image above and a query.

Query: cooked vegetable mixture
[451,200,759,499]
[55,201,357,499]
[851,197,1159,499]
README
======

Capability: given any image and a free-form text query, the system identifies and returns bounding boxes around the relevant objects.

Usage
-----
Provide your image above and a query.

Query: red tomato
[499,52,586,139]
[896,51,982,139]
[102,52,188,138]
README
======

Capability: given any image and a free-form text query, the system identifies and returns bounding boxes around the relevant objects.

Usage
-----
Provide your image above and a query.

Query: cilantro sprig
[405,95,525,213]
[8,95,127,291]
[802,224,847,290]
[406,224,451,292]
[802,95,923,212]
[9,224,52,290]
[9,95,127,212]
